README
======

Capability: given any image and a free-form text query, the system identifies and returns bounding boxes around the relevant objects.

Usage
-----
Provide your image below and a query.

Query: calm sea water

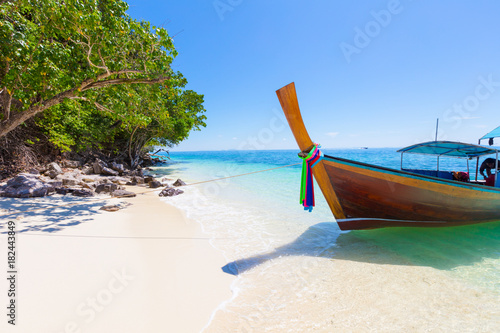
[153,149,500,332]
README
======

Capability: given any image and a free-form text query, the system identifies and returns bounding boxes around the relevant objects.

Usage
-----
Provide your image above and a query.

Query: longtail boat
[276,82,500,230]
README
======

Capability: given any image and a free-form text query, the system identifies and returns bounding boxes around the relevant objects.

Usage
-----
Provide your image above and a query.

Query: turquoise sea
[153,149,500,332]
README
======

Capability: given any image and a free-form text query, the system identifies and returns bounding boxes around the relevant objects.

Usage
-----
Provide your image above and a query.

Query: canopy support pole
[476,139,480,182]
[496,151,499,187]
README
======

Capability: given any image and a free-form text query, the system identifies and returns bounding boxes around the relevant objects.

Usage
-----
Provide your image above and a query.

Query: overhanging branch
[81,75,168,91]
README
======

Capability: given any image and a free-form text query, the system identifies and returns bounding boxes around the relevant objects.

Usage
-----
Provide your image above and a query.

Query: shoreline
[0,186,234,332]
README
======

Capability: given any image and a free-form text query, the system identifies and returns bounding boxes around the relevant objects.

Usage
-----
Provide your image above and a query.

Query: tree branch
[81,75,168,91]
[0,71,169,138]
[69,96,124,118]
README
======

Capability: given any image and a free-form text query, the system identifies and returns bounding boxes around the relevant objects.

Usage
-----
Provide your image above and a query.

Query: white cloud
[326,132,339,137]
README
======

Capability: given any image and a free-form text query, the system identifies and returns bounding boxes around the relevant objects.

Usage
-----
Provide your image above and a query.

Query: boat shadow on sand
[222,221,500,275]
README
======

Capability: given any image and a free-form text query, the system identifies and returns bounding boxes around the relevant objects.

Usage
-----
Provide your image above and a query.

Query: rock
[45,162,64,178]
[173,179,186,187]
[80,182,95,190]
[0,174,52,198]
[59,176,79,186]
[108,176,129,185]
[132,176,144,185]
[149,180,162,188]
[130,169,143,177]
[72,189,94,197]
[159,187,184,197]
[81,175,98,183]
[27,168,40,175]
[55,187,73,195]
[62,160,80,168]
[100,204,121,212]
[92,159,107,175]
[48,162,63,176]
[111,189,136,198]
[110,162,125,174]
[144,176,154,183]
[100,166,119,176]
[46,180,63,193]
[82,165,94,175]
[95,183,118,194]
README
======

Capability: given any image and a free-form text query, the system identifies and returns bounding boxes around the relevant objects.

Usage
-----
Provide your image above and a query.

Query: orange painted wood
[276,82,346,219]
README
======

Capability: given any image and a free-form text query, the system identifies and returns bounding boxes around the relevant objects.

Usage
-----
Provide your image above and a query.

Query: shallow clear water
[153,149,500,332]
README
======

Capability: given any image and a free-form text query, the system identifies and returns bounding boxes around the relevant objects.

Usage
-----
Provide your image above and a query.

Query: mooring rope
[0,162,301,218]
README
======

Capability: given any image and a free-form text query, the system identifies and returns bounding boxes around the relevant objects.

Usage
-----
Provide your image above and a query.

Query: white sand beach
[0,187,234,333]
[1,177,499,333]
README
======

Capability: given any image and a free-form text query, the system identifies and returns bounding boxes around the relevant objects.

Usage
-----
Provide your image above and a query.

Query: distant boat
[360,147,368,149]
[276,82,500,230]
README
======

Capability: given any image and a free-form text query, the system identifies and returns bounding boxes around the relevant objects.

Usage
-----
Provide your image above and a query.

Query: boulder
[27,168,40,175]
[173,179,186,187]
[92,159,108,175]
[110,162,125,174]
[100,204,121,212]
[46,162,63,179]
[81,175,98,183]
[130,169,143,177]
[48,162,63,174]
[132,176,144,185]
[149,180,162,188]
[82,165,94,175]
[144,176,154,183]
[59,176,79,186]
[46,180,63,193]
[100,166,119,176]
[159,187,184,197]
[111,189,136,198]
[72,189,94,197]
[62,160,80,168]
[107,176,129,185]
[1,174,52,198]
[95,183,118,194]
[55,187,73,195]
[80,182,95,190]
[99,178,111,184]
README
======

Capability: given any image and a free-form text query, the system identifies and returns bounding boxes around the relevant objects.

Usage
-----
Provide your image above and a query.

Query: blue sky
[126,0,500,151]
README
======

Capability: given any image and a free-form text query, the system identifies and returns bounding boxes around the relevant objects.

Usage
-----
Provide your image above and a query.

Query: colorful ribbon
[299,143,323,212]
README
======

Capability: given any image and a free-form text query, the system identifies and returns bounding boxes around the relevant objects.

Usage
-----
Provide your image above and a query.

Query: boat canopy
[480,125,500,140]
[397,141,497,158]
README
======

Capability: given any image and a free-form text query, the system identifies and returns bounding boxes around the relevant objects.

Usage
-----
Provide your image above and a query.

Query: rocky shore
[0,158,184,200]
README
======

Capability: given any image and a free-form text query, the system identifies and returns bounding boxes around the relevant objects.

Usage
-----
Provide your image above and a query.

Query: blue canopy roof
[397,141,498,158]
[480,125,500,140]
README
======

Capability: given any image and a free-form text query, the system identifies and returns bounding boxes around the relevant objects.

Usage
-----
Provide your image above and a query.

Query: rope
[0,162,301,218]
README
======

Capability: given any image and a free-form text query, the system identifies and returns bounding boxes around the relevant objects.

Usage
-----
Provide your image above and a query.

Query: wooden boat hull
[324,155,500,230]
[276,82,500,230]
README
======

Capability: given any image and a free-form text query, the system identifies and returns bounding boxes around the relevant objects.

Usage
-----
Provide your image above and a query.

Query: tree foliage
[0,0,206,166]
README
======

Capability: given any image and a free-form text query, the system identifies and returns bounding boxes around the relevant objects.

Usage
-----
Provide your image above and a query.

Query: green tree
[0,0,178,138]
[36,73,206,167]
